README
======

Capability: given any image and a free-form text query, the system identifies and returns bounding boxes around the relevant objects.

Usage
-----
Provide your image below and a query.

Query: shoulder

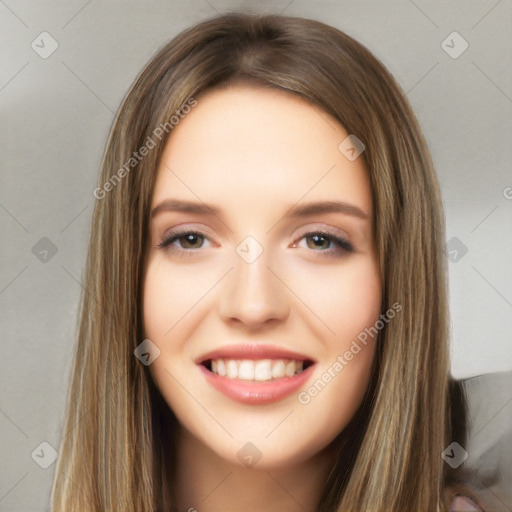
[446,371,512,512]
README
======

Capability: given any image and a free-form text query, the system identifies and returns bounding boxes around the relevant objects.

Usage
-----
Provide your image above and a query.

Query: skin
[142,85,382,511]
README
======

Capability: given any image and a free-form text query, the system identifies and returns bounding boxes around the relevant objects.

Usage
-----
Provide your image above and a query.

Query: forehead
[152,85,371,215]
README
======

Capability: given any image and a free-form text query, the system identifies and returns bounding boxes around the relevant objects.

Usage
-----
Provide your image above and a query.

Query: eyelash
[157,229,354,256]
[294,230,354,255]
[157,230,208,256]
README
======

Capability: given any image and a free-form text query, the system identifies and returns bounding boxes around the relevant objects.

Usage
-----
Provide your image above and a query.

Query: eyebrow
[151,199,220,218]
[150,198,369,220]
[283,200,369,220]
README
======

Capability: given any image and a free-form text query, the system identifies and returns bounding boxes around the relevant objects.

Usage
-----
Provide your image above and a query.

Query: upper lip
[196,344,315,364]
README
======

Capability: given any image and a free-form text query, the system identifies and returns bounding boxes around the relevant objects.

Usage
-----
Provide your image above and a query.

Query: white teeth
[238,360,255,380]
[271,360,285,378]
[209,359,306,381]
[227,360,238,378]
[284,360,296,377]
[254,360,272,381]
[217,360,226,376]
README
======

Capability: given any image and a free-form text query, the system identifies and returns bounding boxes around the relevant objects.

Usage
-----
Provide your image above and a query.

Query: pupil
[308,234,329,250]
[183,234,202,248]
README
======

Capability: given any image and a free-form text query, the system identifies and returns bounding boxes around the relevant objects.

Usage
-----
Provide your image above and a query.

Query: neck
[173,427,335,512]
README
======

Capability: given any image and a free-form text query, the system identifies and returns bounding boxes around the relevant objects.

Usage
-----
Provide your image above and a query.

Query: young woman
[51,13,485,512]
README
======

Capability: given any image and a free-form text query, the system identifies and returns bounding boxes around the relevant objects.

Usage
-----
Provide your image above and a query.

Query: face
[143,85,381,469]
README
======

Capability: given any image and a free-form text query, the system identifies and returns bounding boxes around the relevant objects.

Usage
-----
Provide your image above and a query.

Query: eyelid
[291,223,351,242]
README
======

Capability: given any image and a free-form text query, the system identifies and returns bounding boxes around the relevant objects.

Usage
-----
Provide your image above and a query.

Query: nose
[217,255,290,330]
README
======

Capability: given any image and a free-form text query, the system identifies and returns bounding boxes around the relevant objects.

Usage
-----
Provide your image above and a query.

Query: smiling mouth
[201,358,314,382]
[197,346,316,404]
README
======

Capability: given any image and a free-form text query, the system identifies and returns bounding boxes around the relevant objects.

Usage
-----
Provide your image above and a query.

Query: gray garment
[460,371,512,511]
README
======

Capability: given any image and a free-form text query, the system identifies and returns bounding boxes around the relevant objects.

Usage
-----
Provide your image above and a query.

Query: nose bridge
[218,246,290,326]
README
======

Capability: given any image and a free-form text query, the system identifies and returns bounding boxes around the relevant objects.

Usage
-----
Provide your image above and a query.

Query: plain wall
[1,1,511,510]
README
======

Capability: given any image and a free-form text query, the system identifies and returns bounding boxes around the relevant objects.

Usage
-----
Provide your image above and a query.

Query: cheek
[143,263,177,346]
[292,259,381,446]
[276,255,381,421]
[142,258,224,395]
[142,265,163,339]
[142,260,201,405]
[330,259,381,340]
[283,255,381,342]
[142,258,215,341]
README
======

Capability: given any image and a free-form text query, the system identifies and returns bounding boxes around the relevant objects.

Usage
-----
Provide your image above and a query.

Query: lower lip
[198,364,315,405]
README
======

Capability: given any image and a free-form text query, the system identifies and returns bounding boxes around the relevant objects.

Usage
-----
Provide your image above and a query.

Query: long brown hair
[52,13,456,511]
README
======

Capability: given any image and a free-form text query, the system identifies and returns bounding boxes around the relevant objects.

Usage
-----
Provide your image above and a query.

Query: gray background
[1,1,511,510]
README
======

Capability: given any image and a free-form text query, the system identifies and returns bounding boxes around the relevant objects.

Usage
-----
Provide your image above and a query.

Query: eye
[293,231,354,254]
[157,230,211,251]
